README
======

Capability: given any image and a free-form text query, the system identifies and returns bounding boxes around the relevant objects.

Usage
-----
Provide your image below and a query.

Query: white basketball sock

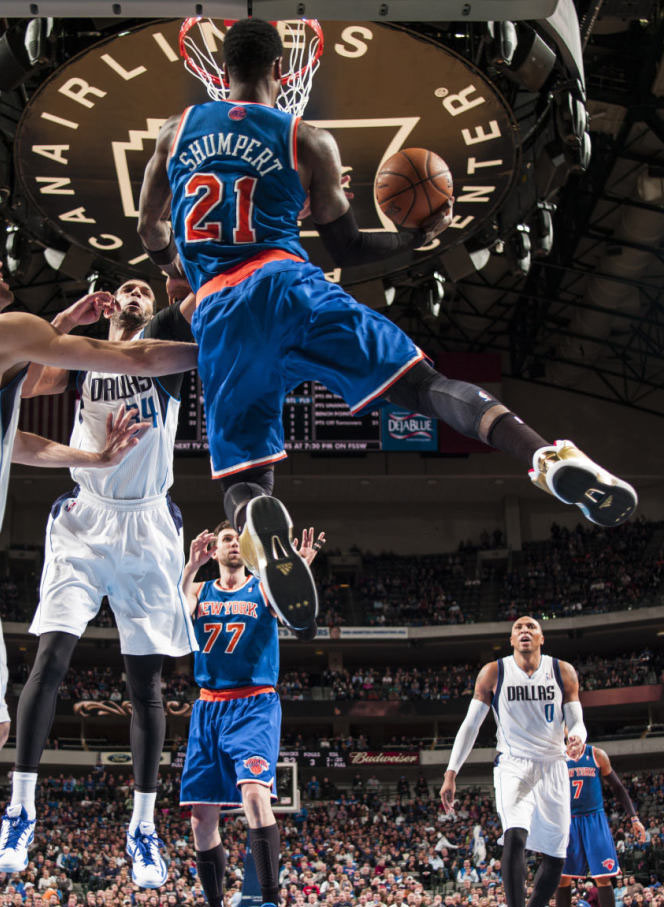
[129,791,157,836]
[9,771,38,820]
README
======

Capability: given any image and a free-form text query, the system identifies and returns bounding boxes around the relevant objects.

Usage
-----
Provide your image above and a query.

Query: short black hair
[223,18,283,82]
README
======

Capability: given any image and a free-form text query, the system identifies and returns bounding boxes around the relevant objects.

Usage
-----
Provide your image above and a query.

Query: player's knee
[241,784,273,825]
[595,878,613,886]
[191,806,219,837]
[558,877,573,888]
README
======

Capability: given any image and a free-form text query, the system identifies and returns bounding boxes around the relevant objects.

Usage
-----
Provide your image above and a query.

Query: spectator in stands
[456,859,479,886]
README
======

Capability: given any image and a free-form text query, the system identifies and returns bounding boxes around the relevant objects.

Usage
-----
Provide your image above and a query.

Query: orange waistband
[195,249,305,304]
[200,685,276,701]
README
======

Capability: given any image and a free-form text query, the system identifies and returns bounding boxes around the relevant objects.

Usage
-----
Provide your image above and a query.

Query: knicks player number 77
[185,173,257,244]
[202,622,246,654]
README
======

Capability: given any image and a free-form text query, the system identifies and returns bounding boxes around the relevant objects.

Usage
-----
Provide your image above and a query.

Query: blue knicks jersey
[568,745,604,816]
[167,100,308,293]
[193,575,279,690]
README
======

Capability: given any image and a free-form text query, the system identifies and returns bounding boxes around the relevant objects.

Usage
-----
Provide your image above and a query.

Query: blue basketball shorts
[563,811,620,878]
[179,691,281,807]
[191,259,424,478]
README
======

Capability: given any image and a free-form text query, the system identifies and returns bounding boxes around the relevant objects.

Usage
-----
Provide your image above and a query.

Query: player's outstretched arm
[299,124,454,268]
[4,313,198,378]
[20,292,113,397]
[11,406,149,469]
[560,660,587,760]
[182,531,217,613]
[440,661,496,814]
[594,746,646,842]
[137,115,181,276]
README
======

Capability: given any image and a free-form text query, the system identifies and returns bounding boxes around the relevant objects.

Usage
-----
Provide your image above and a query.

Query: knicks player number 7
[203,621,246,654]
[185,173,257,244]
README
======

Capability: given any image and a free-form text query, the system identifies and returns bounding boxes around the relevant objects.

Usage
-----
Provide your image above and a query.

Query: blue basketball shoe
[0,805,35,873]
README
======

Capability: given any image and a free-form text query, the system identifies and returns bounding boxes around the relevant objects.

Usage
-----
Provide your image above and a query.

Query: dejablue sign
[380,406,438,451]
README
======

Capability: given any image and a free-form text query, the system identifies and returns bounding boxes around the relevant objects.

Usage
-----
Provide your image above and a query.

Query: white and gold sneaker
[241,496,318,633]
[530,440,637,527]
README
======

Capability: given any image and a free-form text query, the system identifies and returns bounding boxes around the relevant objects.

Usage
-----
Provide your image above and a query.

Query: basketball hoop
[179,18,324,118]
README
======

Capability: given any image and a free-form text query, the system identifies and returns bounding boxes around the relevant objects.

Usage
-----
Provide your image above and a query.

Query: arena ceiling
[0,0,662,415]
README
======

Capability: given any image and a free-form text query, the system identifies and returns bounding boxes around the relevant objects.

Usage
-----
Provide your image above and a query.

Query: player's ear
[273,56,283,81]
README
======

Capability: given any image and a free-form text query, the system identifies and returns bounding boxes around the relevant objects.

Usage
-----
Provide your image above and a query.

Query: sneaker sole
[549,462,637,527]
[245,496,318,631]
[130,866,168,889]
[0,853,29,873]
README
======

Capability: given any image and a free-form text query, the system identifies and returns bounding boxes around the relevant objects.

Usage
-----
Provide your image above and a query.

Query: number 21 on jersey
[185,173,257,244]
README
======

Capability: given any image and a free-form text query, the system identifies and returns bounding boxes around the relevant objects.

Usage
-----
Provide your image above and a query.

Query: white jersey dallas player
[30,298,195,655]
[441,617,587,907]
[0,281,198,890]
[0,272,198,768]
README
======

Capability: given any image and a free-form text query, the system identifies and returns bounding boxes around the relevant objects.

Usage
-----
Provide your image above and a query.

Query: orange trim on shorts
[349,349,426,415]
[210,450,288,481]
[200,685,276,701]
[195,249,305,304]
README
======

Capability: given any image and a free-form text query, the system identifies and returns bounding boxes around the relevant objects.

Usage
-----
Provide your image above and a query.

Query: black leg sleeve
[123,654,165,792]
[16,631,79,772]
[597,885,616,907]
[222,467,275,532]
[527,856,565,907]
[502,827,528,907]
[249,823,280,905]
[385,361,548,465]
[196,843,226,907]
[556,884,573,907]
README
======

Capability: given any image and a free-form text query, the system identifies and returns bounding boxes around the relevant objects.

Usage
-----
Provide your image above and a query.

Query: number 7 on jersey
[202,621,246,654]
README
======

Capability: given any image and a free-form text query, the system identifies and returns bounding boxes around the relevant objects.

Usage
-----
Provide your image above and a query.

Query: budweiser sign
[349,751,420,765]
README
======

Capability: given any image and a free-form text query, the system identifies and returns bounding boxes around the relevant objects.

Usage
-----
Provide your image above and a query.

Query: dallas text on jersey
[506,684,556,702]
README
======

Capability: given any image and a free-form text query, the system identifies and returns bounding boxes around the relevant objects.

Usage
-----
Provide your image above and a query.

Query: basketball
[374,148,453,229]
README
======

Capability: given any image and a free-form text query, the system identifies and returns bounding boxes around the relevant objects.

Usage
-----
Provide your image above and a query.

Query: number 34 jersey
[192,576,279,691]
[69,363,179,501]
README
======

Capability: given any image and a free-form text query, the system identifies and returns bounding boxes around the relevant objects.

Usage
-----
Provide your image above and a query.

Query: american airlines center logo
[14,20,519,283]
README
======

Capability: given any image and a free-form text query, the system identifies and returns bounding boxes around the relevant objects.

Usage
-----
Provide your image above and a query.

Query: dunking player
[138,18,637,637]
[0,279,199,888]
[0,267,196,754]
[440,617,587,907]
[556,745,646,907]
[180,521,325,907]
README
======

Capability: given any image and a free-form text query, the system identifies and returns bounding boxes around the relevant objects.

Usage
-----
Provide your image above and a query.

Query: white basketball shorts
[494,752,570,858]
[30,487,198,657]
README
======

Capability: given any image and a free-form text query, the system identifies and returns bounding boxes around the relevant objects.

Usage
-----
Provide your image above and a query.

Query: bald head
[510,615,544,654]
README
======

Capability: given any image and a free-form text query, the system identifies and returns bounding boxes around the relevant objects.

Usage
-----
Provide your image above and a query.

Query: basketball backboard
[1,0,560,20]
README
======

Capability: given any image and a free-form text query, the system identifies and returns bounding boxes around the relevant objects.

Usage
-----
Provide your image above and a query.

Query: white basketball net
[179,18,323,118]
